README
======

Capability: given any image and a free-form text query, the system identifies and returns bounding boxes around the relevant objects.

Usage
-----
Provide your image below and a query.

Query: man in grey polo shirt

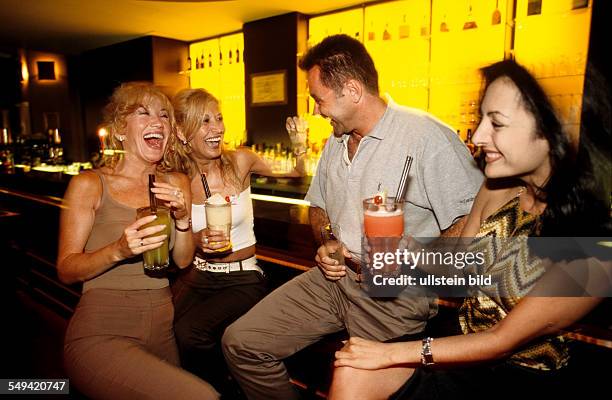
[223,34,483,400]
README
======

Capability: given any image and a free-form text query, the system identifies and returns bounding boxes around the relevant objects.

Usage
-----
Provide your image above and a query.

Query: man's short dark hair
[299,34,379,95]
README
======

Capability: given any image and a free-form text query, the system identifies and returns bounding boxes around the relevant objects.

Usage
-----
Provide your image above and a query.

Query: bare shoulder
[64,169,103,209]
[233,147,258,165]
[231,147,258,181]
[68,170,101,194]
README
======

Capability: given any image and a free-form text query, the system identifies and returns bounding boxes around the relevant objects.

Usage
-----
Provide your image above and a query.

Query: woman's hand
[286,115,308,153]
[197,228,231,253]
[334,337,401,370]
[151,181,189,223]
[116,215,167,260]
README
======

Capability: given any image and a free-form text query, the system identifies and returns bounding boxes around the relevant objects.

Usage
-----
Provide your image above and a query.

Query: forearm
[396,329,512,367]
[57,241,123,284]
[309,206,330,245]
[171,229,196,268]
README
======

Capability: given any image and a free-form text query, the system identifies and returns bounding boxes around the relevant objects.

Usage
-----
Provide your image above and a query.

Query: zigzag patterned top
[459,194,569,371]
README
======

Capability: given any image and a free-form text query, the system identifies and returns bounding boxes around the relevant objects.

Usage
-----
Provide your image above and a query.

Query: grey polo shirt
[305,100,484,258]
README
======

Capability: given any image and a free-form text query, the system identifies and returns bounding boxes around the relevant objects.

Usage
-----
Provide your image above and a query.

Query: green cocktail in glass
[137,205,171,271]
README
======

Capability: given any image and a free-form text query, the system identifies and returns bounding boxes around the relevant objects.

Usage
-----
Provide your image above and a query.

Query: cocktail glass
[136,205,171,271]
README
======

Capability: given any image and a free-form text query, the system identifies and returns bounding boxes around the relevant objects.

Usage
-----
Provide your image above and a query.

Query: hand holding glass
[286,115,308,153]
[136,206,171,271]
[205,199,232,253]
[321,223,345,266]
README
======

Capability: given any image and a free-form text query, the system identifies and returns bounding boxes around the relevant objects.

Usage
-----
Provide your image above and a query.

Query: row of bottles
[188,45,242,71]
[251,143,320,177]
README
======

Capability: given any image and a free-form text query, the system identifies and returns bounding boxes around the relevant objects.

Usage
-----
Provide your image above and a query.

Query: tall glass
[205,199,232,253]
[363,197,404,237]
[362,197,404,280]
[136,205,171,271]
[321,223,344,265]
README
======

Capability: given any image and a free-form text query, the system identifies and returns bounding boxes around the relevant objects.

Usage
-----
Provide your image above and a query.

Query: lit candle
[98,128,108,151]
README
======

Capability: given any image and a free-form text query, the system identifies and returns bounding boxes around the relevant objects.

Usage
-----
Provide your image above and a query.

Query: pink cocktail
[363,197,404,237]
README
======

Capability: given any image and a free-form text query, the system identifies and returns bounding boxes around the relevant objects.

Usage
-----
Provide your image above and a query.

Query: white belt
[193,255,262,274]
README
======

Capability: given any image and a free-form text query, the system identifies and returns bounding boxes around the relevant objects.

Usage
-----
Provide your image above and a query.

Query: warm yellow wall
[304,0,591,144]
[514,0,592,144]
[189,33,246,148]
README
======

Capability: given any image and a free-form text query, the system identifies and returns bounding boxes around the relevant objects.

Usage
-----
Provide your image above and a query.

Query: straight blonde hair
[162,88,241,189]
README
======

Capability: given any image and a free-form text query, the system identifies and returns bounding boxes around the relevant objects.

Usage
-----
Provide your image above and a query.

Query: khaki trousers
[64,287,219,400]
[222,268,435,400]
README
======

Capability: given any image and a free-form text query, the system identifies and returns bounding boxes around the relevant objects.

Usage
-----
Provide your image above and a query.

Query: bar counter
[0,169,317,317]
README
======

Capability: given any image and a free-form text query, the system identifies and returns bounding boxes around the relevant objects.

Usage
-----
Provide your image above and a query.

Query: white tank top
[192,187,256,252]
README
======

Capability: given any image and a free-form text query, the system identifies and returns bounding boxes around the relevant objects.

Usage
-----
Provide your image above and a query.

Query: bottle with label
[208,52,213,68]
[195,56,199,70]
[229,49,233,64]
[236,46,240,63]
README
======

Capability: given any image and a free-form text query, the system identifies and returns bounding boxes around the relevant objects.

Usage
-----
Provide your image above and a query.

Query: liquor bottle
[195,56,199,70]
[399,15,410,39]
[382,23,391,40]
[219,50,223,67]
[492,0,501,25]
[420,15,429,37]
[229,49,233,64]
[187,56,192,71]
[236,46,240,63]
[208,52,213,68]
[368,21,375,41]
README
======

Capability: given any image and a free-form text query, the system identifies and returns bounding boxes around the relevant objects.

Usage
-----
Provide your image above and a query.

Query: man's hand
[315,244,352,281]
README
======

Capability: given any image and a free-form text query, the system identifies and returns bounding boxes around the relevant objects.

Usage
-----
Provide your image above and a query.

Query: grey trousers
[64,287,219,400]
[222,268,435,400]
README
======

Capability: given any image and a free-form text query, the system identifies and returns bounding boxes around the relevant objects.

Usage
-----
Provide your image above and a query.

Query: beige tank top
[82,170,171,292]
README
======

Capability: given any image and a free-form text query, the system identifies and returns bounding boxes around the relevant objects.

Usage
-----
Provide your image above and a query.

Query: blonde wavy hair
[101,82,176,169]
[162,88,240,189]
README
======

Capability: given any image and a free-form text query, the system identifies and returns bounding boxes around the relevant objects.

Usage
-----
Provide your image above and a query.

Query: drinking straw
[200,173,212,199]
[394,155,413,202]
[148,174,157,212]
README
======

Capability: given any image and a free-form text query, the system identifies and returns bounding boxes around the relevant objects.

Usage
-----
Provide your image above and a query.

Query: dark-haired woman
[328,60,611,400]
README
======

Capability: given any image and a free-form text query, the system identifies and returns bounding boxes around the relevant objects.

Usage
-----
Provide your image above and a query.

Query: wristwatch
[421,337,434,366]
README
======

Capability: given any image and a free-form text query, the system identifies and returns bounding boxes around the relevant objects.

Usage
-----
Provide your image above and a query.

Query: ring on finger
[203,236,209,244]
[140,239,144,247]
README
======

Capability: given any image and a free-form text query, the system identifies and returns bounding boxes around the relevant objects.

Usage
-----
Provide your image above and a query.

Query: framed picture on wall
[250,70,287,106]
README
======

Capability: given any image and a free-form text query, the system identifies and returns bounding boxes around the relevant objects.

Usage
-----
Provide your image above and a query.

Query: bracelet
[421,337,434,367]
[175,218,192,232]
[293,149,307,156]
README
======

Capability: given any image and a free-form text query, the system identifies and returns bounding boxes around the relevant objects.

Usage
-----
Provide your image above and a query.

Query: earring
[181,139,188,145]
[118,136,125,142]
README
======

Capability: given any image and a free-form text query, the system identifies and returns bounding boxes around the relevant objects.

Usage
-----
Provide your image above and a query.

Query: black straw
[148,174,157,212]
[200,173,212,199]
[394,155,413,202]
